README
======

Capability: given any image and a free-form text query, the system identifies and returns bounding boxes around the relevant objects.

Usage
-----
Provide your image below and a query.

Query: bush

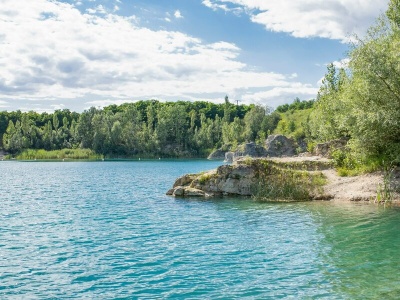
[251,162,326,201]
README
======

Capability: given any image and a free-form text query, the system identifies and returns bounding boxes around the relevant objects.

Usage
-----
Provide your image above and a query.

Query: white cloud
[50,103,66,110]
[0,100,8,108]
[86,4,107,14]
[0,0,319,111]
[174,10,183,19]
[332,58,350,69]
[242,85,319,107]
[203,0,387,42]
[202,0,243,15]
[202,0,226,11]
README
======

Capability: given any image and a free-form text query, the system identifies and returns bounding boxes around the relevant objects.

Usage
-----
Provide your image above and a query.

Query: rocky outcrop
[265,134,296,157]
[207,149,227,160]
[224,142,267,163]
[173,174,197,188]
[225,152,234,163]
[224,135,298,163]
[167,186,212,197]
[314,139,347,157]
[167,156,332,199]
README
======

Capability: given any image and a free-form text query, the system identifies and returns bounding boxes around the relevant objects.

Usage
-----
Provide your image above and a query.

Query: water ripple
[1,161,400,299]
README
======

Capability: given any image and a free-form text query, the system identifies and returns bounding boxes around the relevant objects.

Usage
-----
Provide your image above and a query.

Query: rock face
[314,139,347,157]
[224,142,267,163]
[225,152,234,163]
[265,135,296,157]
[173,174,197,188]
[167,156,333,199]
[0,150,7,160]
[191,164,256,196]
[207,149,227,160]
[167,163,256,197]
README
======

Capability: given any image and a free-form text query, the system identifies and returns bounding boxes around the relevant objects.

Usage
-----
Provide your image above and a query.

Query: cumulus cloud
[86,4,107,14]
[0,0,319,111]
[242,85,319,107]
[174,10,183,19]
[203,0,387,42]
[332,58,350,69]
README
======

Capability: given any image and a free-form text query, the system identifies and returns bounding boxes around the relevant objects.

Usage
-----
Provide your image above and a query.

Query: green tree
[244,105,265,141]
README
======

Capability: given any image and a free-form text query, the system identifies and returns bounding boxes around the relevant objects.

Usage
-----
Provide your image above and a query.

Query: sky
[0,0,389,112]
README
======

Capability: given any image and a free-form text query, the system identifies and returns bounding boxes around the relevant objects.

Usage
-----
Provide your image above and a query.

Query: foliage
[16,148,102,160]
[309,3,400,170]
[0,100,282,159]
[247,159,327,201]
[275,98,315,113]
[274,108,313,141]
[251,161,326,201]
[376,162,396,203]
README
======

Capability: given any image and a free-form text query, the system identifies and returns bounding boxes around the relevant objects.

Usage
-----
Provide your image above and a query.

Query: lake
[1,160,400,299]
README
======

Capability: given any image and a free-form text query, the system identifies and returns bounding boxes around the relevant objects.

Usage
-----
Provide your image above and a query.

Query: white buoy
[139,158,141,161]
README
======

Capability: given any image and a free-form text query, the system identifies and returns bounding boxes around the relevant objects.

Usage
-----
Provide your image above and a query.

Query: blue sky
[0,0,388,112]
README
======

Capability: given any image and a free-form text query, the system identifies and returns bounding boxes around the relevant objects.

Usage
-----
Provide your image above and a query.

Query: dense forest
[0,98,297,158]
[2,0,400,172]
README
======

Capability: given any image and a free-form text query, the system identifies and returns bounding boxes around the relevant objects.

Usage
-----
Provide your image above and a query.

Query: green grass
[198,173,212,185]
[252,169,326,202]
[16,149,103,160]
[249,159,327,202]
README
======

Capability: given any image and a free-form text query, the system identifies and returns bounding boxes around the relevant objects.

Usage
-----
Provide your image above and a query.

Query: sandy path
[269,156,384,202]
[321,169,382,201]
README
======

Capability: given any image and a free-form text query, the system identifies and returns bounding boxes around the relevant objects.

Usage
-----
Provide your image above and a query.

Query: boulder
[224,142,266,162]
[173,174,197,188]
[172,186,185,196]
[167,186,213,197]
[184,187,206,197]
[225,152,235,163]
[207,149,226,160]
[265,134,296,157]
[235,142,266,158]
[314,139,347,157]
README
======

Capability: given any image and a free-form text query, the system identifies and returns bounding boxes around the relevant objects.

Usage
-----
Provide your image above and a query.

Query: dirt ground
[270,156,398,202]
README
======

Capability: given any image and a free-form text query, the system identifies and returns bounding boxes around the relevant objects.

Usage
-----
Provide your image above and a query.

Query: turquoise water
[1,160,400,299]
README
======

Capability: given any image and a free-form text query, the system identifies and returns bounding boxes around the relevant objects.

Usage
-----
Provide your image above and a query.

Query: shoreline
[167,156,400,204]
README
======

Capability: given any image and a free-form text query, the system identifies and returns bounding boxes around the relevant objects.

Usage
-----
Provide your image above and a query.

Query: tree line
[0,99,287,158]
[4,0,398,166]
